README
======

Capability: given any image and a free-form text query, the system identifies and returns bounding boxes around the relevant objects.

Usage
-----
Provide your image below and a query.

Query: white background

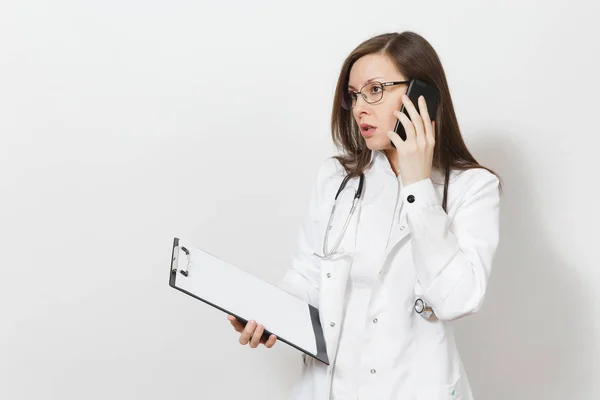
[1,0,598,399]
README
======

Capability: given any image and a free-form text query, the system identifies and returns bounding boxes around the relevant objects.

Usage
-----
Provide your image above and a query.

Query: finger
[239,320,255,345]
[228,315,244,332]
[419,96,435,147]
[264,334,277,348]
[232,320,245,333]
[387,130,403,149]
[259,329,272,344]
[414,96,428,148]
[392,110,415,141]
[401,95,424,139]
[249,324,265,348]
[418,95,431,125]
[426,119,436,147]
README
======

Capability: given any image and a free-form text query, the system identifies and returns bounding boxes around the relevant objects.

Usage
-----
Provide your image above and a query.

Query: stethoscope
[312,172,433,319]
[313,173,364,260]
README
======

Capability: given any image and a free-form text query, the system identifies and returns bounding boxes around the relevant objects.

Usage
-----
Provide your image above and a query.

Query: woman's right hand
[227,315,278,348]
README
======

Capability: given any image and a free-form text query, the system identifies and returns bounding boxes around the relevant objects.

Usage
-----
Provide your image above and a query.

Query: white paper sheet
[169,238,325,361]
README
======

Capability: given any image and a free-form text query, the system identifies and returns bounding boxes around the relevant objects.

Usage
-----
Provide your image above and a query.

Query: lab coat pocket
[417,374,462,400]
[289,354,314,400]
[417,385,461,400]
[302,352,309,367]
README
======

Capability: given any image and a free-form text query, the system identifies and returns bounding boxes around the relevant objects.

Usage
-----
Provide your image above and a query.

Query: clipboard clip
[171,245,192,277]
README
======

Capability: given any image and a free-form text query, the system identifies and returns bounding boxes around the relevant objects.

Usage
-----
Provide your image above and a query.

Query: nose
[353,94,370,116]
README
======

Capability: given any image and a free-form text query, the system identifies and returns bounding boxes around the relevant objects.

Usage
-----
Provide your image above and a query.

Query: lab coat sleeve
[278,163,329,309]
[402,169,500,321]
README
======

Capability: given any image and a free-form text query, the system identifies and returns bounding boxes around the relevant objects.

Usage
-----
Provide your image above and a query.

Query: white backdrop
[1,1,599,399]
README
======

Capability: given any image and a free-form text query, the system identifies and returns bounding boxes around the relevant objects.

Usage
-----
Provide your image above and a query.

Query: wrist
[401,178,440,212]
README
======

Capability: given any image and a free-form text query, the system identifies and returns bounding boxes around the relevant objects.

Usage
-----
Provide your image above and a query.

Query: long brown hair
[331,31,501,211]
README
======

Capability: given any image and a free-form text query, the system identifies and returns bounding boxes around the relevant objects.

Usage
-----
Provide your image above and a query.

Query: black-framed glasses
[342,80,410,110]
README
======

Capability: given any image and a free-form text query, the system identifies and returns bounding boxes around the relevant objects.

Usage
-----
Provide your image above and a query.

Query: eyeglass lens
[343,82,384,110]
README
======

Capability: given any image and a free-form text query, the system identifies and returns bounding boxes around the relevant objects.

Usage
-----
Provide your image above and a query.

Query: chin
[364,135,393,151]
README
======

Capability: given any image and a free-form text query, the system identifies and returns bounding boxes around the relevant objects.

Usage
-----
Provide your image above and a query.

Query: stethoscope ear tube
[334,173,364,200]
[314,173,365,259]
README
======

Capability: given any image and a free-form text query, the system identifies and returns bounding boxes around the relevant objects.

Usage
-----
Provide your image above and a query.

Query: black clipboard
[168,237,329,365]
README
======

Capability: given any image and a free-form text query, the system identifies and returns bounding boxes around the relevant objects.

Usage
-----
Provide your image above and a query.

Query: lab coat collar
[369,149,445,185]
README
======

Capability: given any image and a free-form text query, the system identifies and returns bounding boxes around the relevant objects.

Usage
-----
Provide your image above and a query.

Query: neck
[383,148,400,177]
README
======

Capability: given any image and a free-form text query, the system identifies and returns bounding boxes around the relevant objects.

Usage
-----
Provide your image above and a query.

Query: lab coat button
[372,318,378,323]
[326,273,331,278]
[370,369,376,374]
[400,225,406,230]
[330,322,335,327]
[407,194,415,203]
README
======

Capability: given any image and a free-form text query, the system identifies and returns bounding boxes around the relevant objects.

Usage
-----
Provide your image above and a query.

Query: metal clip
[179,246,191,276]
[171,246,180,274]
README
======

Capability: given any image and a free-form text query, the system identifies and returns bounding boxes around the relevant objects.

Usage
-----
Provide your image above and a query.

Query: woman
[228,31,501,400]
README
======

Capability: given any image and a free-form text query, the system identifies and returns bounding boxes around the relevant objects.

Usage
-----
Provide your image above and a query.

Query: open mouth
[360,124,377,134]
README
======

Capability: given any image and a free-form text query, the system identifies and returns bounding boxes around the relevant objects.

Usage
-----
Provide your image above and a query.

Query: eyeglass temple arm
[382,80,411,86]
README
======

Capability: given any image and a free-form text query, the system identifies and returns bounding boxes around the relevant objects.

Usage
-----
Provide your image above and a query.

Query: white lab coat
[279,149,501,400]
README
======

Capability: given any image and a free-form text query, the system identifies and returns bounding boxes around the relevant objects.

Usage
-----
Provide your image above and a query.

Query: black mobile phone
[392,79,440,144]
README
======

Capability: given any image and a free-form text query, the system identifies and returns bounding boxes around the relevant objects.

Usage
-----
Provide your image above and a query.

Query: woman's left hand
[387,94,436,186]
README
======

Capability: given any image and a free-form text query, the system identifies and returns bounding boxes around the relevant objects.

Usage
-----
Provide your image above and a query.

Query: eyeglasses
[342,80,410,110]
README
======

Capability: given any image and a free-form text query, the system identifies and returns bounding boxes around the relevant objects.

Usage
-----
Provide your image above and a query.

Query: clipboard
[168,237,329,365]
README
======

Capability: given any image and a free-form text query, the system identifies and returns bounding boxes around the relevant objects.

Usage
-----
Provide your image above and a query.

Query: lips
[360,123,376,130]
[360,123,377,136]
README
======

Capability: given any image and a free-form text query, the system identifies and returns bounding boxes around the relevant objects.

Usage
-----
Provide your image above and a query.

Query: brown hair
[331,31,501,211]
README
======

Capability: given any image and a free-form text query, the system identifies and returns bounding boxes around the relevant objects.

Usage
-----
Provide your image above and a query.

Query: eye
[349,92,358,100]
[370,85,382,94]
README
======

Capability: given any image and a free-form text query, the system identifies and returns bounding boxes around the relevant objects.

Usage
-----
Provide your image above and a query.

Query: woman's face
[347,53,408,151]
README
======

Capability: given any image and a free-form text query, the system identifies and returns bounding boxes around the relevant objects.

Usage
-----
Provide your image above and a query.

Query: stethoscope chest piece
[414,298,434,319]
